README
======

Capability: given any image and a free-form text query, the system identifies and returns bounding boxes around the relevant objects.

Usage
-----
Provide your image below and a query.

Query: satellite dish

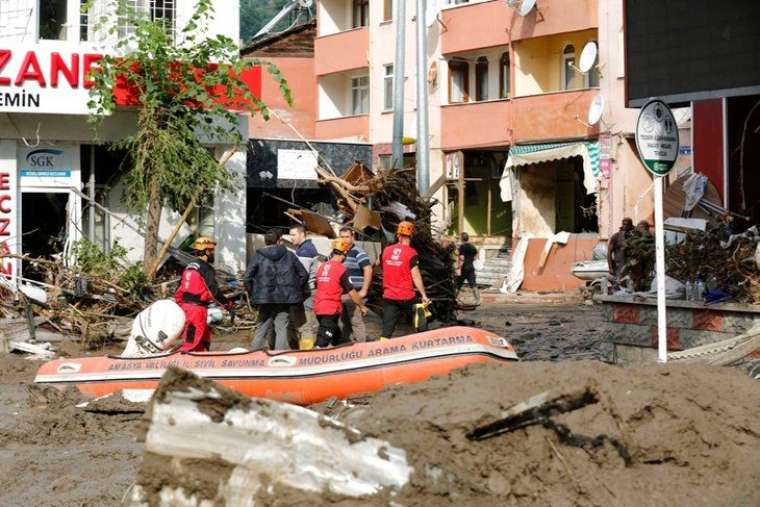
[297,0,314,7]
[579,41,598,73]
[518,0,536,16]
[588,94,605,125]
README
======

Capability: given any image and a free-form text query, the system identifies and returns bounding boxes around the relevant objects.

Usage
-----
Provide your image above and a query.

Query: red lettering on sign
[0,218,10,237]
[51,52,79,87]
[0,173,9,191]
[0,195,10,213]
[15,51,46,87]
[0,50,10,86]
[83,54,103,88]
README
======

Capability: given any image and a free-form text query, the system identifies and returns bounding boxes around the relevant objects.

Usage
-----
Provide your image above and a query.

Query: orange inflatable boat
[34,326,518,405]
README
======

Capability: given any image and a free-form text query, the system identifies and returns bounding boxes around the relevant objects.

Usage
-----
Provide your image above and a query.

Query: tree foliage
[85,0,291,273]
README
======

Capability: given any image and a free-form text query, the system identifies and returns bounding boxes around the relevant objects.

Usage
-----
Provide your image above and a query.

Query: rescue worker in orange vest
[174,237,227,352]
[314,238,368,348]
[380,221,430,340]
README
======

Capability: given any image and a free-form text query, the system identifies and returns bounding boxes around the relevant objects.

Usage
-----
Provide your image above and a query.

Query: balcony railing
[441,0,598,55]
[315,27,369,76]
[314,114,369,142]
[512,89,599,142]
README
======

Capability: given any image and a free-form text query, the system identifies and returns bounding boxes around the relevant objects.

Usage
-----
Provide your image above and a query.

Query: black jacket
[243,245,308,305]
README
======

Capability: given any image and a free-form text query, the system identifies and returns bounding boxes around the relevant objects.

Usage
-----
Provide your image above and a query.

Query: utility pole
[415,0,430,194]
[391,0,406,169]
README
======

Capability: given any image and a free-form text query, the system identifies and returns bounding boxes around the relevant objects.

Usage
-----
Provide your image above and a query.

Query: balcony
[315,27,369,76]
[315,115,369,142]
[512,89,599,142]
[441,100,512,150]
[440,0,597,55]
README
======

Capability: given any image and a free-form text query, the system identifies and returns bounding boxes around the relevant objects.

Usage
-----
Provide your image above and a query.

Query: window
[383,0,393,21]
[351,76,369,115]
[39,0,67,40]
[118,0,176,42]
[585,40,600,88]
[499,52,510,98]
[475,57,489,101]
[353,0,369,28]
[383,65,394,111]
[448,60,469,103]
[561,44,576,90]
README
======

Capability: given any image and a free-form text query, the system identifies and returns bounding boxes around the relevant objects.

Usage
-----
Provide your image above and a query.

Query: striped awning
[500,141,600,202]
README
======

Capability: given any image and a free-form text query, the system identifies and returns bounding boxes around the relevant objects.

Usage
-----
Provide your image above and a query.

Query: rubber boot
[473,286,481,305]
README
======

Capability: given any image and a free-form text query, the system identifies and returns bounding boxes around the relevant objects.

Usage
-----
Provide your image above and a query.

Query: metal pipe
[415,0,430,194]
[391,0,406,169]
[88,144,96,242]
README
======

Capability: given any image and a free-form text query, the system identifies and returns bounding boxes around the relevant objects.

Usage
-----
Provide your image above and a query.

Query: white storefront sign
[17,143,80,187]
[277,149,319,180]
[0,46,103,115]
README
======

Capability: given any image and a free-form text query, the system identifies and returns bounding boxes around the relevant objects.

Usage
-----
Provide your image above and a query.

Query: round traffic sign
[635,98,679,177]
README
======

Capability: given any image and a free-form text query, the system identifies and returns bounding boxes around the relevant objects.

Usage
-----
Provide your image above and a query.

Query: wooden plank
[466,385,599,441]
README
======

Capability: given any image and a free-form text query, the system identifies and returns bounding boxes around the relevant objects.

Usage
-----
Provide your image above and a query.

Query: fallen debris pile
[316,164,461,321]
[314,361,760,506]
[129,368,412,505]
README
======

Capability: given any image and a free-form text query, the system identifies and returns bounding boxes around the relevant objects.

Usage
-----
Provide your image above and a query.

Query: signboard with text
[0,141,18,281]
[17,143,79,188]
[0,46,103,115]
[635,99,679,177]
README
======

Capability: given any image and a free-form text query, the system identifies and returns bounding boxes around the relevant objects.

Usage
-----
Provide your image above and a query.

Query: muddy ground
[0,302,757,506]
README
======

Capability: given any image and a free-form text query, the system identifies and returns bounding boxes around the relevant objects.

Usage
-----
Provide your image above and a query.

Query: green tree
[86,0,291,277]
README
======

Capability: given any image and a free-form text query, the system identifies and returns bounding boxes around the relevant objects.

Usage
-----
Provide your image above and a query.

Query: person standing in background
[313,238,368,348]
[288,224,323,349]
[338,226,373,342]
[380,221,430,340]
[456,232,480,305]
[244,230,308,351]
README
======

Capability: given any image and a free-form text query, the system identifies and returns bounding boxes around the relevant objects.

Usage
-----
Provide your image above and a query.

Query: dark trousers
[381,298,416,339]
[457,267,477,289]
[316,314,343,348]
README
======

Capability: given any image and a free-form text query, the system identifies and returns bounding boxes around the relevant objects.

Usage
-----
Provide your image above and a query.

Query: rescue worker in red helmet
[379,221,430,340]
[313,238,368,348]
[174,237,227,352]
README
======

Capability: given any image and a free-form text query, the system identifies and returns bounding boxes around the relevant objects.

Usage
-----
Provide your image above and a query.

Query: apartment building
[0,0,246,279]
[310,0,601,290]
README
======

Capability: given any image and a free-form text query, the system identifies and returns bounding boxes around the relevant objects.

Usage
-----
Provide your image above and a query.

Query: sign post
[635,99,679,363]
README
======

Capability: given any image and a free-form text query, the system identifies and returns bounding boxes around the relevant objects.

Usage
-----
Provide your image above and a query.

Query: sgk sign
[0,46,103,115]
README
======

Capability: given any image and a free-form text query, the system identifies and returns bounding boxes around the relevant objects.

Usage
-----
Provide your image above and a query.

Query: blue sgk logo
[25,148,64,168]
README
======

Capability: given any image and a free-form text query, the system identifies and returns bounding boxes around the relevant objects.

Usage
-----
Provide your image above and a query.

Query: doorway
[21,192,70,280]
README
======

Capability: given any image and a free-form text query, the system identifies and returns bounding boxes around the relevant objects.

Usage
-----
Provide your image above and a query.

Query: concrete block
[612,304,640,324]
[604,322,652,347]
[649,326,682,350]
[692,310,724,332]
[613,344,658,365]
[722,313,760,334]
[639,306,692,329]
[679,329,735,350]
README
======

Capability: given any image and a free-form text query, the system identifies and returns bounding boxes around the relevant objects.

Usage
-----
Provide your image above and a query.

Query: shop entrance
[21,192,70,280]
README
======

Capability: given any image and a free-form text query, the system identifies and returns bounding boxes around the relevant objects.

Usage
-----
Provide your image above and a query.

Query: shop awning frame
[500,141,600,202]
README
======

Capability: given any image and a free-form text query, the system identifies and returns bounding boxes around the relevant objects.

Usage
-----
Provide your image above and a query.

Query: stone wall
[596,295,760,363]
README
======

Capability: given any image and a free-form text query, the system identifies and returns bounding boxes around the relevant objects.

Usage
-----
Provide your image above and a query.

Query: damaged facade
[0,0,245,280]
